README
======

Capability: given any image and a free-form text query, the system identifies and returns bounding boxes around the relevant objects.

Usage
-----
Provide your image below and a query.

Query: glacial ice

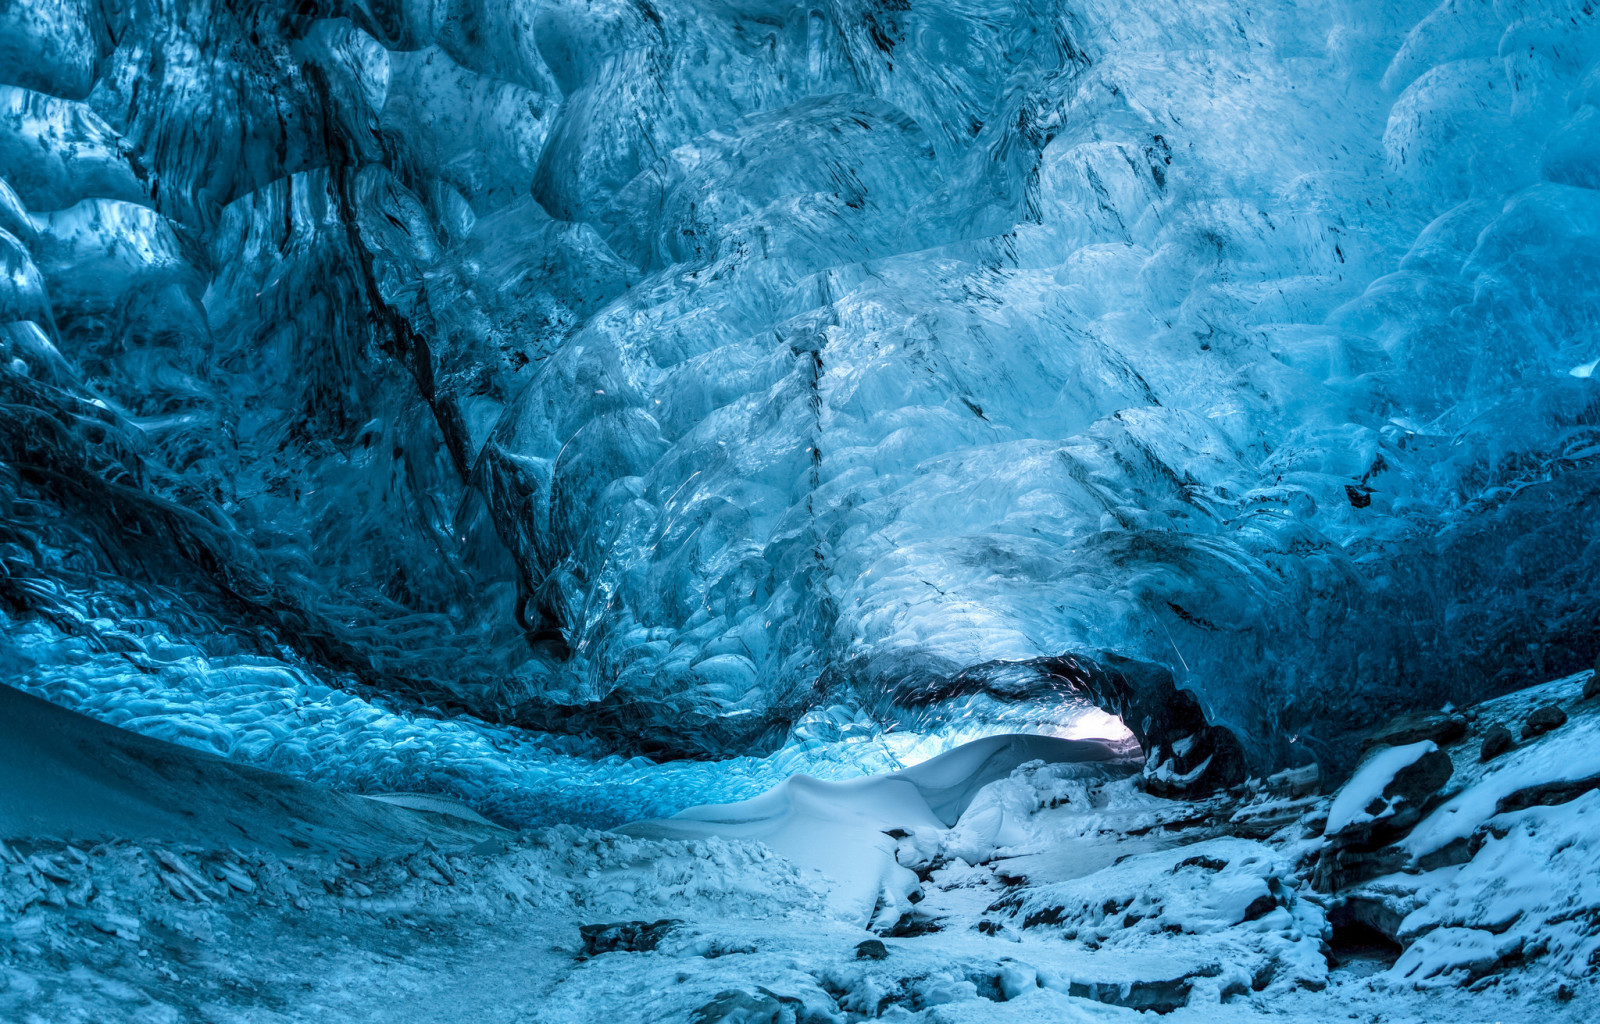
[5,0,1600,1019]
[0,0,1593,791]
[0,0,1599,990]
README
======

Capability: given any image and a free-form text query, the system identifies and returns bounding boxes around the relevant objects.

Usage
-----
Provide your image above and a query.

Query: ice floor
[3,670,1597,1023]
[0,612,1134,831]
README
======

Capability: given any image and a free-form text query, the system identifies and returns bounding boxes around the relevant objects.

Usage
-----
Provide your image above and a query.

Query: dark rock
[1480,724,1514,763]
[855,939,889,960]
[1313,747,1454,890]
[1263,763,1320,797]
[1494,774,1600,814]
[691,989,785,1024]
[1584,664,1599,700]
[1384,747,1454,814]
[1310,844,1410,893]
[1521,704,1567,739]
[1328,893,1407,942]
[1362,712,1468,752]
[578,919,679,958]
[1067,964,1219,1015]
[1414,835,1474,872]
[1240,894,1278,922]
[880,913,941,938]
[1021,905,1067,928]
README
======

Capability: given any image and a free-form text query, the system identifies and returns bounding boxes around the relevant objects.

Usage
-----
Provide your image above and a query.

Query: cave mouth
[1326,919,1403,975]
[6,0,1600,1017]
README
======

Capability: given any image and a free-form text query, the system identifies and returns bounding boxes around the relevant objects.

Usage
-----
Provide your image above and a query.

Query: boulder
[1479,724,1514,763]
[1494,774,1600,814]
[1386,748,1454,811]
[1521,705,1567,739]
[1327,743,1453,843]
[690,990,783,1024]
[1314,742,1454,889]
[855,938,889,960]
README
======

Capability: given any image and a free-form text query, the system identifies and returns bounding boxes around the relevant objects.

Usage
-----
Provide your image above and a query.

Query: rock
[1328,892,1408,943]
[1315,743,1454,889]
[1263,763,1320,797]
[1310,844,1409,893]
[1494,774,1600,815]
[1479,724,1514,763]
[1240,894,1278,922]
[1362,712,1468,752]
[690,989,784,1024]
[855,938,889,960]
[1584,662,1599,700]
[1521,704,1567,739]
[1387,748,1453,809]
[880,913,941,938]
[1066,964,1218,1015]
[578,919,679,958]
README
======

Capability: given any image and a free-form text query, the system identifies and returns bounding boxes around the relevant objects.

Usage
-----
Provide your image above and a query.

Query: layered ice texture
[2,0,1599,818]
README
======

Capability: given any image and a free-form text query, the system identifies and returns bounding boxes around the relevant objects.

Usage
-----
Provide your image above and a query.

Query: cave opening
[2,0,1598,1018]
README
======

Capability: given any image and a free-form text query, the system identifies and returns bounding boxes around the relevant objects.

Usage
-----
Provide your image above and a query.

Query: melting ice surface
[1,0,1600,811]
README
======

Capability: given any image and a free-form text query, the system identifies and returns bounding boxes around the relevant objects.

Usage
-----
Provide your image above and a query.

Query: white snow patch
[1325,740,1436,834]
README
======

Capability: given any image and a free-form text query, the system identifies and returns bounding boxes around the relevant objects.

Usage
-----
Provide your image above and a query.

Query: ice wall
[1,0,1597,785]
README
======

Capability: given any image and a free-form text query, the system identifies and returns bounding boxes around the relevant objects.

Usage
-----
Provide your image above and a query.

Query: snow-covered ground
[4,669,1597,1023]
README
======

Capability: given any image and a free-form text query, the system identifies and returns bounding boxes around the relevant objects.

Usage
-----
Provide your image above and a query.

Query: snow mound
[620,735,1128,925]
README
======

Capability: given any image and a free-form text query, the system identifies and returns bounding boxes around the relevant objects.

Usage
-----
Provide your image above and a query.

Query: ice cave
[1,0,1599,1020]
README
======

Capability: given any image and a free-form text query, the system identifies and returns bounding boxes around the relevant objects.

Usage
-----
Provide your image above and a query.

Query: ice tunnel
[3,0,1600,1020]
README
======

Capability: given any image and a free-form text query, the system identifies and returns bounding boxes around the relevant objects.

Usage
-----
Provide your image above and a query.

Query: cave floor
[3,674,1599,1023]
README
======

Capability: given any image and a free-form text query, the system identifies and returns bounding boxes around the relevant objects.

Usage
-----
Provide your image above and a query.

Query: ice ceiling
[2,0,1598,823]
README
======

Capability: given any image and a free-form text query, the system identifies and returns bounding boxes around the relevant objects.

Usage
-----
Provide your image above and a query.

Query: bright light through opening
[878,705,1138,768]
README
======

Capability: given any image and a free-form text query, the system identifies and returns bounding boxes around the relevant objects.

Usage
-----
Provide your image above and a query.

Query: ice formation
[2,0,1599,1020]
[2,0,1597,785]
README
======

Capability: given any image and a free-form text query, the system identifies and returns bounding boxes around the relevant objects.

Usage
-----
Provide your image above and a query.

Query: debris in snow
[1362,711,1469,752]
[3,673,1599,1022]
[579,919,681,958]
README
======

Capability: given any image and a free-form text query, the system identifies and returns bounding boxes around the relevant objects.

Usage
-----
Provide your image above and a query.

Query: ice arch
[0,0,1597,801]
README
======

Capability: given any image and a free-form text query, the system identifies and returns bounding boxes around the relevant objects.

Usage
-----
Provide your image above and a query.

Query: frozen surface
[4,0,1600,1018]
[0,683,499,854]
[1402,673,1600,856]
[3,676,1597,1022]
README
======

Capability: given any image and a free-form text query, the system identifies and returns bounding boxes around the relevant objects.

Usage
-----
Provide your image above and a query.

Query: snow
[622,735,1128,924]
[4,677,1600,1022]
[1325,740,1437,834]
[1403,721,1600,856]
